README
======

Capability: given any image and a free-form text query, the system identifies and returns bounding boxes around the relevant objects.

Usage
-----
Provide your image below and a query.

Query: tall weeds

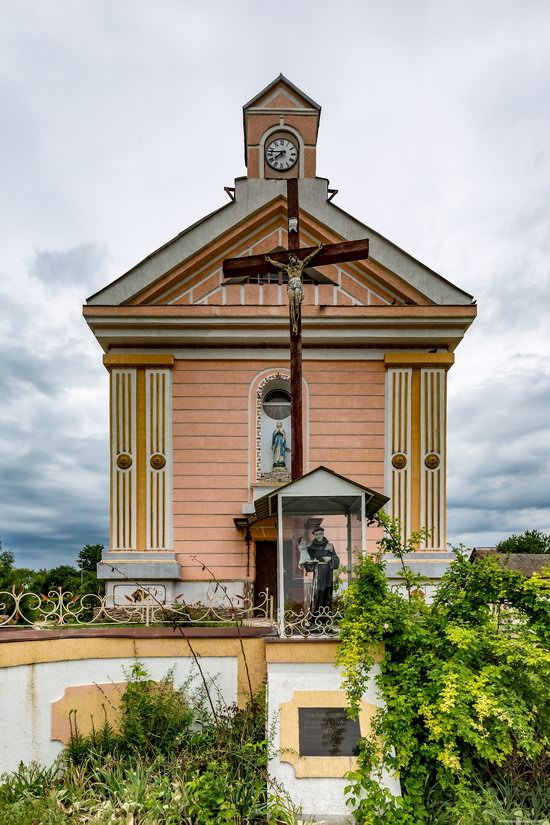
[0,663,299,824]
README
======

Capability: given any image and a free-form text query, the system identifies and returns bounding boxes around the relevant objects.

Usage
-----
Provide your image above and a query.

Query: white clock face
[265,138,298,171]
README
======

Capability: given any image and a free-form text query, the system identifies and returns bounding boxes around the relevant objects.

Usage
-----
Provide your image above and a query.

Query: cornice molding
[103,354,175,369]
[384,353,455,369]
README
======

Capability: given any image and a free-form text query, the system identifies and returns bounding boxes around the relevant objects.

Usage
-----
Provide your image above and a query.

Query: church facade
[84,75,476,606]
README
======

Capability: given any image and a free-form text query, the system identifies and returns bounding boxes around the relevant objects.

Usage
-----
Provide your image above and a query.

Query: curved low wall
[0,627,395,823]
[0,626,271,775]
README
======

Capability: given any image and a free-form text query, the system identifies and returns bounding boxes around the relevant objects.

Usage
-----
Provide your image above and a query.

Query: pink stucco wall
[172,359,385,581]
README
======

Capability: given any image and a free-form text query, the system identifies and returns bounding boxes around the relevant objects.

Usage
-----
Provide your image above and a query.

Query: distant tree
[33,564,82,594]
[496,529,550,554]
[29,563,104,596]
[0,541,106,627]
[77,543,104,572]
[0,543,15,590]
[10,567,36,591]
[0,542,56,592]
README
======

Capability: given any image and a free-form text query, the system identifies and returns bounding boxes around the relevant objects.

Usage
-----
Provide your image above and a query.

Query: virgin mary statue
[272,421,288,468]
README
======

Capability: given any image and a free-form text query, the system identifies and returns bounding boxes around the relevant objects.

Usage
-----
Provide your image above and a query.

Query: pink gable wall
[172,359,385,581]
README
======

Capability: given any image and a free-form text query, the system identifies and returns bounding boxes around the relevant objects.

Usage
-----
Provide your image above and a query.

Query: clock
[265,137,298,171]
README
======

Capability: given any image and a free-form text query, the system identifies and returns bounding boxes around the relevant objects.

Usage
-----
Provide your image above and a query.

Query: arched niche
[258,374,292,477]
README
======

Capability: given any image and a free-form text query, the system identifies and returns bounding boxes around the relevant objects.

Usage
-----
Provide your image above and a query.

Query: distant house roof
[471,547,550,577]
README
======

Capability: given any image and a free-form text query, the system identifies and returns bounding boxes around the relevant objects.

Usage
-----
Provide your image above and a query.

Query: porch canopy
[254,466,388,522]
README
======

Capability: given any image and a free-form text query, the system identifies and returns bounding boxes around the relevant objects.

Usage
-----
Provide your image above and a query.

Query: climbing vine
[337,515,550,824]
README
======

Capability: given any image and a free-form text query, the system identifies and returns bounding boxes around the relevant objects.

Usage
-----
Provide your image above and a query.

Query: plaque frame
[279,690,377,778]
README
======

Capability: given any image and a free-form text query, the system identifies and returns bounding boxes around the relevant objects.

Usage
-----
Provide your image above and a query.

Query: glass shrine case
[253,467,388,637]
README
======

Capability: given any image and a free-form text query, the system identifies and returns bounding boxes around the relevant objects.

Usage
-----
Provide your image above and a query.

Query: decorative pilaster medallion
[150,453,166,470]
[116,453,133,470]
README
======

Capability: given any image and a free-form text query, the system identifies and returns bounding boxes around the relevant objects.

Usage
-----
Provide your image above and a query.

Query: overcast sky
[1,0,549,569]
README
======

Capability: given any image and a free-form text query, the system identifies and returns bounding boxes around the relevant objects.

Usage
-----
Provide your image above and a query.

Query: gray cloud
[0,244,109,568]
[29,243,109,288]
[447,366,550,546]
[446,507,550,552]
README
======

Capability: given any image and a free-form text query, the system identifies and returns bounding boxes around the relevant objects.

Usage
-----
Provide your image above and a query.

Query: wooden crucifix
[223,179,369,480]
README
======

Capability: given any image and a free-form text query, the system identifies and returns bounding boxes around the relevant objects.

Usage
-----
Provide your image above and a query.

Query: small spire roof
[242,73,321,112]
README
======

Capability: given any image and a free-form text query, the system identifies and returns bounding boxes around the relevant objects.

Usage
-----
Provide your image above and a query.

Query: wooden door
[254,541,277,614]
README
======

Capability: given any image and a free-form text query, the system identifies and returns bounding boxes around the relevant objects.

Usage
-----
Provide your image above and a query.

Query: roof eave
[86,200,233,305]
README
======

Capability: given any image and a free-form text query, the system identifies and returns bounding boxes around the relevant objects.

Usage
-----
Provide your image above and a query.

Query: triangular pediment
[87,179,474,308]
[116,202,430,309]
[243,74,320,112]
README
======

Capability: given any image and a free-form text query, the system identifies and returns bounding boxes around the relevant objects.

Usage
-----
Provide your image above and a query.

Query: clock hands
[266,138,298,170]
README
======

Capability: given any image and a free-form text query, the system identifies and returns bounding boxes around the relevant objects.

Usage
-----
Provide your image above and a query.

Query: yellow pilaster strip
[442,371,448,547]
[410,369,421,538]
[419,368,448,550]
[136,370,147,550]
[109,372,114,551]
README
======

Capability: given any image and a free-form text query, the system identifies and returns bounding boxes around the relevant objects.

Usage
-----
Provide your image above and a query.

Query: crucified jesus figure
[265,243,324,334]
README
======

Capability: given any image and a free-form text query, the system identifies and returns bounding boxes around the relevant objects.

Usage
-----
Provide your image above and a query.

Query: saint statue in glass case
[298,526,340,630]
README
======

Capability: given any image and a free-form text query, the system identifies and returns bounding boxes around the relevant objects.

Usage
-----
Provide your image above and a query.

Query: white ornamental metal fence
[0,588,275,629]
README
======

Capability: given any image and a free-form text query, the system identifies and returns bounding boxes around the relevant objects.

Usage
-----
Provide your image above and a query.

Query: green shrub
[337,515,550,824]
[118,663,195,755]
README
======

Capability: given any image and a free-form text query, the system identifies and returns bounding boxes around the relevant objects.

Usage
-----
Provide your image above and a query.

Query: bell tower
[242,74,321,180]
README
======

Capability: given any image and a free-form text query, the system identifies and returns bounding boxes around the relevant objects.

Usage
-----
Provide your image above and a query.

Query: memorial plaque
[298,707,361,757]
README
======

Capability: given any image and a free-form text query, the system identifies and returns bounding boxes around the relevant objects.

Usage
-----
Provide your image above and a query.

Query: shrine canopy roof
[253,466,388,522]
